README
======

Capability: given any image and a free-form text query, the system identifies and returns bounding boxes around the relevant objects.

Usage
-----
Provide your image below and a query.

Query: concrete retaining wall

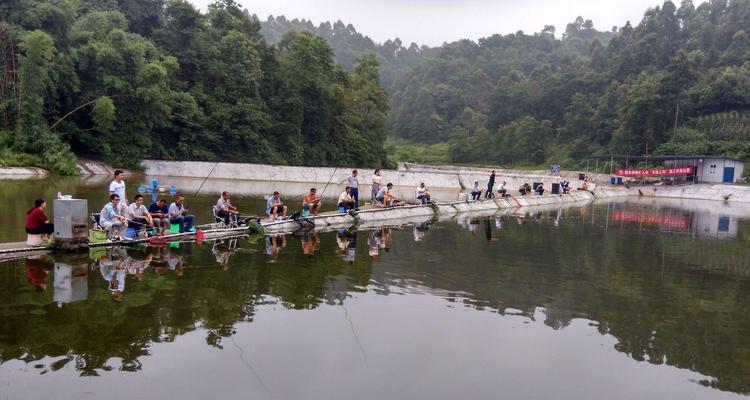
[142,160,597,194]
[144,160,461,189]
[622,183,750,203]
[0,167,48,179]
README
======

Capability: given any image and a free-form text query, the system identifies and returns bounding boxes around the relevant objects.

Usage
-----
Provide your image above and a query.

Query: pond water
[1,176,749,400]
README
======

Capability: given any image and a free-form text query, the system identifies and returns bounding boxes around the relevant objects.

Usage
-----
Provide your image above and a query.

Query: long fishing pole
[187,161,220,208]
[318,166,339,198]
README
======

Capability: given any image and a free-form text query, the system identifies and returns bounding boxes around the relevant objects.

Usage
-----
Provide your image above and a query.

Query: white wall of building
[695,158,744,183]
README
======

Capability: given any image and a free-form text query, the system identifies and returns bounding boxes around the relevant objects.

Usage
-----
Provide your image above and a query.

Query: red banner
[611,211,690,229]
[615,166,693,177]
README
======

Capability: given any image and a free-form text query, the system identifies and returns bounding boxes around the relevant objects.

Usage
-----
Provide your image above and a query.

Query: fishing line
[187,161,220,208]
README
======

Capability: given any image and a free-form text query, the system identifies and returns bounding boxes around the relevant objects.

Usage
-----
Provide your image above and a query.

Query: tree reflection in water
[0,201,749,394]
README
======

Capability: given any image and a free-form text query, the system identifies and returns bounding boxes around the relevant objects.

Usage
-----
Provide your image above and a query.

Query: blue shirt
[100,202,121,222]
[148,203,168,215]
[267,195,281,214]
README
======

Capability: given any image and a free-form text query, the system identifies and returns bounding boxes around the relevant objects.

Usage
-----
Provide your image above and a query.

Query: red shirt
[25,207,48,229]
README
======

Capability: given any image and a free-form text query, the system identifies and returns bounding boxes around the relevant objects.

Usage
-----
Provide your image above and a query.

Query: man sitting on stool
[168,195,195,233]
[214,191,237,225]
[101,194,128,239]
[127,194,153,236]
[338,187,356,212]
[303,188,322,216]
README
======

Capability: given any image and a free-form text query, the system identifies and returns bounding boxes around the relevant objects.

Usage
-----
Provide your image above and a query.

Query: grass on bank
[0,149,44,168]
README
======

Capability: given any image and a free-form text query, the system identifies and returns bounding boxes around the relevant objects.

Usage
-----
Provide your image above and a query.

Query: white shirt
[338,191,353,203]
[127,203,149,219]
[371,174,383,186]
[109,180,126,200]
[416,186,428,195]
[215,197,231,212]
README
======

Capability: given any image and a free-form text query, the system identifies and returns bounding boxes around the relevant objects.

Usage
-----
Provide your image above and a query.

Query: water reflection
[0,200,749,398]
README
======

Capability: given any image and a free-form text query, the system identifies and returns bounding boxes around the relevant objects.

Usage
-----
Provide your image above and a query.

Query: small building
[690,157,744,184]
[587,155,745,184]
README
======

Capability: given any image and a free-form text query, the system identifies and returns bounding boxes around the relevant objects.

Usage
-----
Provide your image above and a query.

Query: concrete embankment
[617,183,750,203]
[0,167,48,179]
[263,191,595,234]
[142,160,596,194]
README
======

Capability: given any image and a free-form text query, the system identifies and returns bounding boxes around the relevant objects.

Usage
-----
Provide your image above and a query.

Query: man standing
[303,188,322,216]
[109,170,126,201]
[168,195,195,233]
[266,191,287,220]
[342,170,360,210]
[214,191,237,225]
[127,194,153,235]
[148,198,171,234]
[485,170,496,199]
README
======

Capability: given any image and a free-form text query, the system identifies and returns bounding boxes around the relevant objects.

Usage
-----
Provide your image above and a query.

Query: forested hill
[0,0,390,174]
[260,15,429,89]
[3,1,750,175]
[388,1,750,167]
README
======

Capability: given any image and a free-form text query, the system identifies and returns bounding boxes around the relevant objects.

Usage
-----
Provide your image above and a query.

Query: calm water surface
[1,177,749,400]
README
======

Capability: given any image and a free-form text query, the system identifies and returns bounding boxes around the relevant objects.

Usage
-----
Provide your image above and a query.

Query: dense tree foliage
[260,15,429,90]
[386,1,750,166]
[0,0,390,173]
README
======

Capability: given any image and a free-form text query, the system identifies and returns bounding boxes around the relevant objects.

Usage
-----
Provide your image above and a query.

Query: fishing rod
[186,161,220,208]
[318,166,339,199]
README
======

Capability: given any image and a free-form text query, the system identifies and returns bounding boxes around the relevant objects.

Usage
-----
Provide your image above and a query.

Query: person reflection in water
[212,239,237,270]
[414,222,428,243]
[167,252,184,277]
[380,228,391,253]
[99,248,127,302]
[125,252,152,282]
[337,229,357,263]
[301,231,320,257]
[368,230,380,259]
[26,256,52,291]
[265,234,286,262]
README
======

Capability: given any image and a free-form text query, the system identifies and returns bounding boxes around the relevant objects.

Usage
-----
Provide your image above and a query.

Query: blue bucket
[338,206,346,214]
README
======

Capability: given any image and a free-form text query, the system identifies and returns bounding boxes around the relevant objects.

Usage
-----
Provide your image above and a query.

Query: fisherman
[416,182,431,204]
[148,198,171,234]
[535,182,545,195]
[338,186,355,212]
[100,194,128,240]
[371,169,383,200]
[341,170,360,210]
[580,179,589,191]
[214,191,237,225]
[303,188,322,216]
[127,194,153,236]
[108,170,126,202]
[497,181,507,197]
[519,182,531,196]
[25,198,54,239]
[471,181,482,200]
[486,170,496,199]
[168,195,195,233]
[374,183,392,206]
[266,191,287,220]
[384,184,403,207]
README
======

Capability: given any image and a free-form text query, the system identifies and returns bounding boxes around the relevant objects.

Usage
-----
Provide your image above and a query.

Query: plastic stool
[338,206,345,214]
[170,223,180,233]
[26,234,43,246]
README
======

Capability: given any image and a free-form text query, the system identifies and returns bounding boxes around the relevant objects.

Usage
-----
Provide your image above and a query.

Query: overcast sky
[189,0,702,46]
